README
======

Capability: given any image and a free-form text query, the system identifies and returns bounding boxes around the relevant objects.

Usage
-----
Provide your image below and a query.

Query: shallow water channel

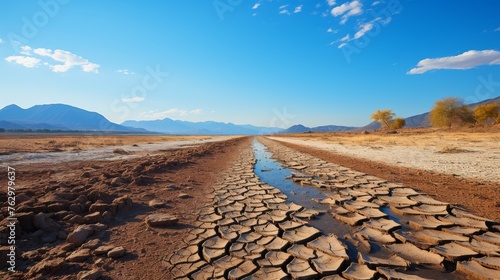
[252,140,462,279]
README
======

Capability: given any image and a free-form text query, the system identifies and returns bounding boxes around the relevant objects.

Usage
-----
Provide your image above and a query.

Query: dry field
[0,134,214,155]
[0,130,499,279]
[271,128,500,183]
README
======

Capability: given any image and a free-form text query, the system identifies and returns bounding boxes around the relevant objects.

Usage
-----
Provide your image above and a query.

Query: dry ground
[0,134,215,155]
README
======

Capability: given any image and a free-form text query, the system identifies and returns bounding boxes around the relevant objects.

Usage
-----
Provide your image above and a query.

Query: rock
[33,213,61,232]
[81,239,100,249]
[68,215,85,225]
[47,202,67,212]
[57,231,67,240]
[134,175,155,186]
[101,211,113,223]
[112,196,132,211]
[107,246,126,258]
[148,199,167,208]
[28,257,68,276]
[111,177,126,186]
[69,203,85,214]
[145,214,179,227]
[387,243,444,265]
[84,212,102,224]
[178,193,190,199]
[66,248,91,262]
[94,245,115,255]
[77,268,103,280]
[41,232,58,243]
[89,203,109,214]
[67,225,94,246]
[17,211,35,232]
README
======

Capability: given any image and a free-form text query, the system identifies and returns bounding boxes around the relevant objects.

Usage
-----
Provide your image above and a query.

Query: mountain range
[1,96,498,134]
[0,104,144,132]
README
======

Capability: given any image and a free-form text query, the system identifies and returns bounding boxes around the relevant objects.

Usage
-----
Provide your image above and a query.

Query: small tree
[371,109,395,129]
[391,118,406,129]
[429,97,475,128]
[474,103,499,125]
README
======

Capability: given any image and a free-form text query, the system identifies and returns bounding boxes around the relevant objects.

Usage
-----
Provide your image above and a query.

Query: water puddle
[252,140,358,259]
[252,140,462,279]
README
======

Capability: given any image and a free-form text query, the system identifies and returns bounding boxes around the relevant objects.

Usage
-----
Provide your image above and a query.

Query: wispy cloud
[372,1,381,6]
[122,97,144,103]
[327,0,336,6]
[252,3,260,9]
[0,38,4,44]
[5,56,41,68]
[117,69,135,75]
[495,27,500,32]
[354,22,373,39]
[4,44,100,73]
[294,5,303,13]
[327,28,338,33]
[340,34,350,42]
[139,108,204,120]
[408,50,500,74]
[331,0,363,24]
[279,9,290,15]
[34,48,100,73]
[20,45,32,55]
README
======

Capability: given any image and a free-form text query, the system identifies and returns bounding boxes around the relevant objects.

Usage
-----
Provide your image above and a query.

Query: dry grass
[0,135,213,155]
[436,146,472,154]
[274,128,500,151]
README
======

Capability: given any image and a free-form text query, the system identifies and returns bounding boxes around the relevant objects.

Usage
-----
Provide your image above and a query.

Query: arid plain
[1,129,499,279]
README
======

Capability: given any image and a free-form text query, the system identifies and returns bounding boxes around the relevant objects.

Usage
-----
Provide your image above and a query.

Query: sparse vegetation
[390,118,406,130]
[474,103,499,125]
[429,97,475,128]
[371,109,406,130]
[371,109,395,129]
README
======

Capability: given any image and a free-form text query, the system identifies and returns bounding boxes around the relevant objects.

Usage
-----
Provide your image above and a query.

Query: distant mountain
[280,124,358,134]
[0,104,147,132]
[358,96,500,131]
[121,119,283,135]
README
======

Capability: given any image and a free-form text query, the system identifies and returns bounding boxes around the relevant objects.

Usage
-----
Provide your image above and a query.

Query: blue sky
[1,0,499,128]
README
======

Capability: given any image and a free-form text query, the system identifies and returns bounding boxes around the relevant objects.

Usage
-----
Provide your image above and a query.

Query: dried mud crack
[2,136,500,279]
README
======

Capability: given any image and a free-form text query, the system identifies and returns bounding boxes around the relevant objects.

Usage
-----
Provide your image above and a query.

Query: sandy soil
[0,137,250,279]
[266,136,500,221]
[268,131,500,183]
[0,134,224,155]
[0,136,236,165]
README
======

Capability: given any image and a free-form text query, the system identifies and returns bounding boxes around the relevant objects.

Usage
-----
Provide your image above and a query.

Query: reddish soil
[0,137,251,280]
[273,140,500,221]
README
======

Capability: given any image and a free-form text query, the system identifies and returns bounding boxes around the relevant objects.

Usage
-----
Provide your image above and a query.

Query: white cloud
[139,108,204,120]
[327,0,336,6]
[279,4,288,9]
[117,69,134,75]
[338,43,348,49]
[33,48,100,73]
[20,45,32,55]
[408,50,500,74]
[340,34,350,42]
[372,1,381,6]
[0,38,4,44]
[331,0,363,24]
[327,28,338,33]
[5,56,41,68]
[122,97,144,103]
[354,22,373,39]
[279,9,290,15]
[294,5,303,13]
[252,3,260,9]
[495,27,500,32]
